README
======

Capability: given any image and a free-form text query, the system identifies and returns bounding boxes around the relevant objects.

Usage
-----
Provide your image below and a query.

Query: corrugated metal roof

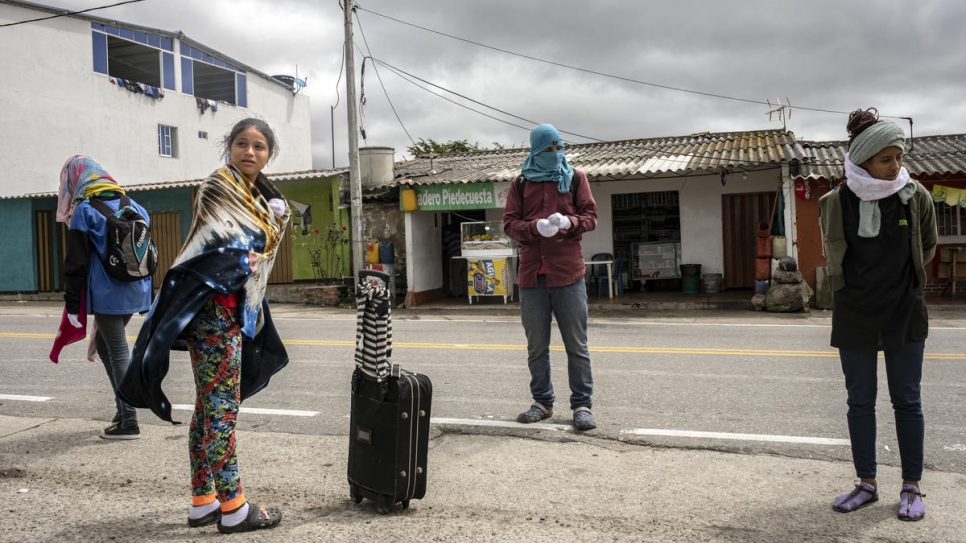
[794,134,966,180]
[10,168,348,200]
[395,130,966,185]
[395,130,802,185]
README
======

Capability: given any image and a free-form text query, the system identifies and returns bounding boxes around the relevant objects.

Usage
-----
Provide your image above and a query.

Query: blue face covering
[520,124,574,193]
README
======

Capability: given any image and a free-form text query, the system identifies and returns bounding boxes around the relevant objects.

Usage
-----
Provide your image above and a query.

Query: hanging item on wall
[794,178,811,200]
[400,186,419,212]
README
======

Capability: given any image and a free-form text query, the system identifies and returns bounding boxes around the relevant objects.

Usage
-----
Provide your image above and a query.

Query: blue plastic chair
[611,255,625,297]
[590,253,613,297]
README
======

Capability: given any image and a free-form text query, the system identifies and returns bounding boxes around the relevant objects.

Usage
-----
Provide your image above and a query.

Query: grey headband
[848,120,905,165]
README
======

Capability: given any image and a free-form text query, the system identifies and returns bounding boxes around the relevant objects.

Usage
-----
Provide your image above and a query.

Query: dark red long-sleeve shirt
[503,170,597,288]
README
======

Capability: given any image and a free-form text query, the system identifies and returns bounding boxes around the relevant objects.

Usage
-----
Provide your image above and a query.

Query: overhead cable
[0,0,148,28]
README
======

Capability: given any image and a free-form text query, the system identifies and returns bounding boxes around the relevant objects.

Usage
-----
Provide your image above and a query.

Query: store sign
[402,182,508,211]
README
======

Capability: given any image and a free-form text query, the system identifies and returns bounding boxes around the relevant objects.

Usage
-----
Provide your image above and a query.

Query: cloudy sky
[35,0,966,168]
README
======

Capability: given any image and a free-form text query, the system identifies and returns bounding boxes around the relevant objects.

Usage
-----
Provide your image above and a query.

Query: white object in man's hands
[548,212,572,230]
[536,219,559,237]
[67,313,83,328]
[267,198,288,217]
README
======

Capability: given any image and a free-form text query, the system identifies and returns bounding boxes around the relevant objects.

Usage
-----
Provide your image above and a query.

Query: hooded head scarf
[520,124,574,193]
[57,155,124,224]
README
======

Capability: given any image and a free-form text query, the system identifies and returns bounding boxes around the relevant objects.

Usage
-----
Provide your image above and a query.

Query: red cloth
[212,291,240,307]
[49,288,88,363]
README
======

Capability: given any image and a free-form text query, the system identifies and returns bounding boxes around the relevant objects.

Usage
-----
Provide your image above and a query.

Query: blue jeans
[94,313,137,426]
[519,277,593,410]
[839,340,924,481]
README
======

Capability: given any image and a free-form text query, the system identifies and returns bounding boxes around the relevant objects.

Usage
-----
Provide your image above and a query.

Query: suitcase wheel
[349,483,363,504]
[402,499,410,510]
[376,495,393,514]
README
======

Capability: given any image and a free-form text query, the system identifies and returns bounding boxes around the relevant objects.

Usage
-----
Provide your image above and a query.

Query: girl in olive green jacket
[819,108,937,522]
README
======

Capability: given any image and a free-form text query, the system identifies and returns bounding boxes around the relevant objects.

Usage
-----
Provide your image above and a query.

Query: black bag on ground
[89,195,158,282]
[348,270,432,513]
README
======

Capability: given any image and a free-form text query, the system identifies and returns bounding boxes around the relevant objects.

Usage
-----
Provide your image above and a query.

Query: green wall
[0,199,40,292]
[279,178,348,282]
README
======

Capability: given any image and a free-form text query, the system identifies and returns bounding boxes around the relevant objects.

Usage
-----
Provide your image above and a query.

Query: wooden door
[35,210,56,292]
[149,211,182,290]
[268,225,293,284]
[722,192,775,289]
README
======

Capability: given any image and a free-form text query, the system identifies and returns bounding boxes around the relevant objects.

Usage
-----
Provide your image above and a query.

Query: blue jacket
[63,195,152,315]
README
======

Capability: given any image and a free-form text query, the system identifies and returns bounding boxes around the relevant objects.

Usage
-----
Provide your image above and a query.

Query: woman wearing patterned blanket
[120,118,290,533]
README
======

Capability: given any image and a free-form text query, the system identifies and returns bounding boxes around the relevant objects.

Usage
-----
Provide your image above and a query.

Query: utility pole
[344,0,364,279]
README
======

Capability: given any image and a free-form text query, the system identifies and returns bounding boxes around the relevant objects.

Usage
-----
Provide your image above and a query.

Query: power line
[353,11,416,148]
[355,6,912,121]
[376,56,852,169]
[371,57,605,143]
[372,58,534,134]
[0,0,149,28]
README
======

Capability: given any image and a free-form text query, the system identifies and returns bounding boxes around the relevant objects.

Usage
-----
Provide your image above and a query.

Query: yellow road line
[4,333,963,360]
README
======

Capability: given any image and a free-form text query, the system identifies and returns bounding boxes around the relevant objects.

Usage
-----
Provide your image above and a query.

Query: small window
[158,125,178,158]
[198,131,208,140]
[936,202,966,243]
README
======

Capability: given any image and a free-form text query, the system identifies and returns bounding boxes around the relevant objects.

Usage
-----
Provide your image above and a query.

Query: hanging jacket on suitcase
[348,270,432,512]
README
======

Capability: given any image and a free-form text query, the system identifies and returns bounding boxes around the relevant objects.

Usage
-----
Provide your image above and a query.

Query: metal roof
[796,134,966,180]
[394,130,802,185]
[12,168,349,200]
[394,130,966,185]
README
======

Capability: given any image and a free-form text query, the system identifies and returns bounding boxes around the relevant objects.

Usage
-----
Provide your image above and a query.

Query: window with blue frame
[91,23,175,91]
[180,43,245,107]
[158,125,178,158]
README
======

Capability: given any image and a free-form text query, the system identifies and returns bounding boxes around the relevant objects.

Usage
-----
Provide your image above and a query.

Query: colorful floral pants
[186,299,245,511]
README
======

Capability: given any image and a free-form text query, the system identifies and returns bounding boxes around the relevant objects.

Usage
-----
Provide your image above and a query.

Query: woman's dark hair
[847,108,879,145]
[221,118,279,161]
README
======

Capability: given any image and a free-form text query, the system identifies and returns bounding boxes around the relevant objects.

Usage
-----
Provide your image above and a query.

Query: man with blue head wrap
[503,124,599,431]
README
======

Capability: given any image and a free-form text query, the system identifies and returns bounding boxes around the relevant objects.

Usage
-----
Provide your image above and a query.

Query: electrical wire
[371,57,605,143]
[0,0,149,28]
[355,5,912,122]
[371,58,534,134]
[354,11,416,147]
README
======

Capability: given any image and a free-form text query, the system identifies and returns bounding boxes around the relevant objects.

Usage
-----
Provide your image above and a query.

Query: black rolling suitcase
[348,270,432,512]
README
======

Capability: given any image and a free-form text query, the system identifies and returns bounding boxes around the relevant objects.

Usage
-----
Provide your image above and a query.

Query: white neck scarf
[844,155,915,238]
[844,154,909,201]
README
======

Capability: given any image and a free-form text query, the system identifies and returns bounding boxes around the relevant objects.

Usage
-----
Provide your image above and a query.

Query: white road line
[0,395,850,446]
[621,428,850,446]
[0,394,52,402]
[170,404,319,417]
[431,417,573,432]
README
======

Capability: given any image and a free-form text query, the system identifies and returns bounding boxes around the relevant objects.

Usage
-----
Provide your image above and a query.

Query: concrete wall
[0,3,312,198]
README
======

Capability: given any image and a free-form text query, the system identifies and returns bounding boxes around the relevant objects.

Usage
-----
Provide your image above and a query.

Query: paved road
[1,301,965,542]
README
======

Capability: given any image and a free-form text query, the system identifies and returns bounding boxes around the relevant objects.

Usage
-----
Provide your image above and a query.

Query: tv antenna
[766,98,792,130]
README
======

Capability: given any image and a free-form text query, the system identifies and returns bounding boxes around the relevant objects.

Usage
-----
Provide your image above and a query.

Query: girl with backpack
[57,155,152,440]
